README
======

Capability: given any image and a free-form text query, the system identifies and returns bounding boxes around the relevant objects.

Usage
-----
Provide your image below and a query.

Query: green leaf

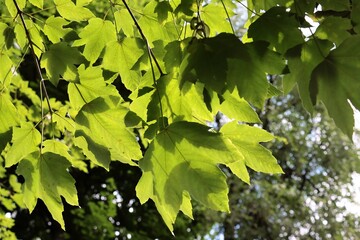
[114,9,134,37]
[4,0,26,17]
[315,17,352,46]
[28,0,43,9]
[317,0,351,11]
[14,20,44,57]
[102,38,145,91]
[42,16,71,43]
[180,34,284,107]
[249,0,292,11]
[17,151,78,230]
[0,94,19,151]
[75,96,142,169]
[41,42,84,86]
[5,122,41,167]
[221,121,283,175]
[283,39,333,111]
[219,90,261,123]
[226,41,285,108]
[0,22,12,50]
[310,35,360,137]
[72,18,117,64]
[136,121,239,231]
[0,53,13,89]
[68,65,119,111]
[148,74,213,123]
[42,139,88,173]
[248,7,304,53]
[54,0,95,22]
[201,3,234,36]
[352,1,360,33]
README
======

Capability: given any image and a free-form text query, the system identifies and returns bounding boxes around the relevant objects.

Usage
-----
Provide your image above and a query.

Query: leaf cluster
[0,0,359,235]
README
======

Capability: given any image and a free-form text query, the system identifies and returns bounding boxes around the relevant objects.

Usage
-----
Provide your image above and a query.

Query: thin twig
[121,0,165,126]
[121,0,164,76]
[220,0,236,35]
[12,0,52,114]
[12,0,53,152]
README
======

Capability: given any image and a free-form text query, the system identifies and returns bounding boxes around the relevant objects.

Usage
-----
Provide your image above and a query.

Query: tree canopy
[0,0,360,238]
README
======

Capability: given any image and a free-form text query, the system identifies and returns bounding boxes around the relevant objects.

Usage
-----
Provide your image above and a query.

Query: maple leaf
[310,35,360,137]
[17,151,78,230]
[75,96,142,169]
[5,122,41,167]
[72,18,117,63]
[54,0,94,22]
[41,43,85,86]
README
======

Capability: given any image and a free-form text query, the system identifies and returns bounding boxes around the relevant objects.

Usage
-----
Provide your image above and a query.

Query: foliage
[0,0,360,236]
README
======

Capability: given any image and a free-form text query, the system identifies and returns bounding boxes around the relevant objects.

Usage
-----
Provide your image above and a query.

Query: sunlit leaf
[221,121,283,175]
[41,42,84,86]
[42,16,71,43]
[54,0,94,21]
[72,18,117,63]
[5,122,41,167]
[68,65,119,111]
[17,151,78,230]
[219,90,261,123]
[102,38,145,91]
[75,96,142,169]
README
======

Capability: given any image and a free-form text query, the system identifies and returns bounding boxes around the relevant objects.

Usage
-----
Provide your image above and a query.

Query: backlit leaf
[17,151,78,230]
[68,65,119,111]
[136,121,240,231]
[28,0,43,9]
[75,96,142,169]
[54,0,94,22]
[41,42,84,86]
[219,90,261,123]
[0,94,19,151]
[5,122,41,167]
[221,121,283,175]
[72,18,117,63]
[102,38,144,91]
[43,16,71,43]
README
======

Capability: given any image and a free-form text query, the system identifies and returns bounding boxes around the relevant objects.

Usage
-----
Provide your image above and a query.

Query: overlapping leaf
[136,121,282,231]
[0,94,19,151]
[42,16,71,43]
[72,18,117,63]
[17,151,78,230]
[5,122,41,167]
[221,121,284,183]
[136,121,235,231]
[54,0,94,22]
[180,33,285,108]
[75,96,142,169]
[68,65,119,110]
[102,38,144,91]
[147,74,213,123]
[219,90,261,123]
[41,43,84,86]
[248,7,304,54]
[310,35,360,137]
[283,39,333,111]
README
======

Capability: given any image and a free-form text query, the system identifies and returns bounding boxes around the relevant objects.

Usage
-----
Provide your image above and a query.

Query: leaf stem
[121,0,164,76]
[121,0,165,126]
[12,0,53,153]
[220,0,236,35]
